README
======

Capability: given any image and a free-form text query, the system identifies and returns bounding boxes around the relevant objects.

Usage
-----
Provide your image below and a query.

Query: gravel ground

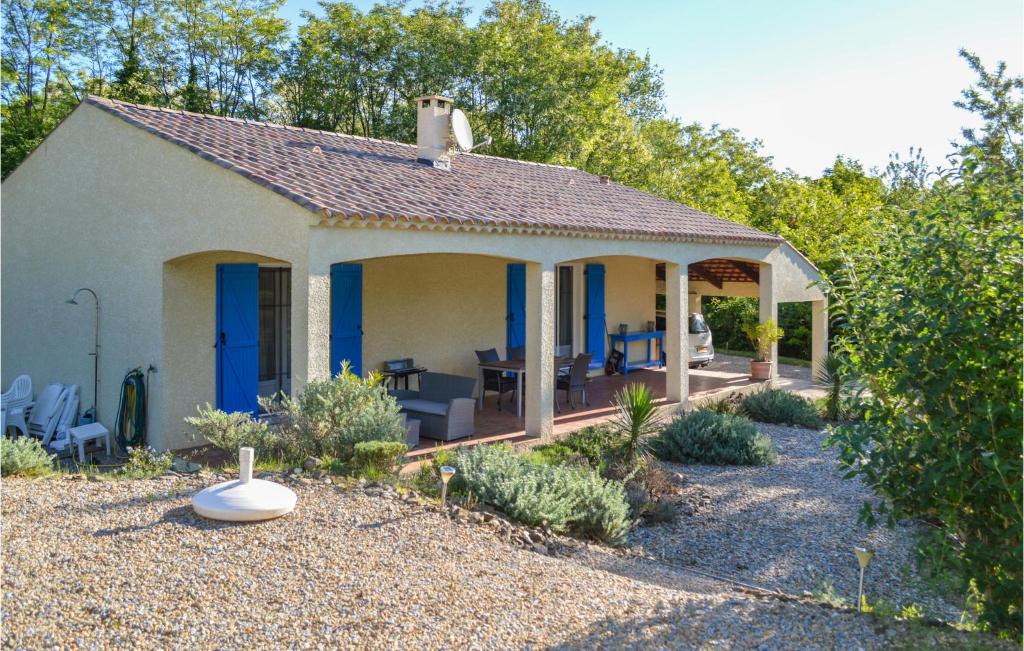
[629,423,961,621]
[1,472,1002,650]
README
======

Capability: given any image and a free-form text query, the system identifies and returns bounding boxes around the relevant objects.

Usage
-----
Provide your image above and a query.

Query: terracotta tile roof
[85,95,781,245]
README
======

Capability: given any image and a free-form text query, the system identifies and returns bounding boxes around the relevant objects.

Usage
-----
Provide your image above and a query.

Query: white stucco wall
[1,104,311,450]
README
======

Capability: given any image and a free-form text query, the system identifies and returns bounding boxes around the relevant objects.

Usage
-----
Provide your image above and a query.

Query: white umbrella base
[192,478,297,522]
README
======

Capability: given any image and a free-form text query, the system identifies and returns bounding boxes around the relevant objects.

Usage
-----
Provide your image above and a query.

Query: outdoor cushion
[418,372,475,403]
[396,399,449,417]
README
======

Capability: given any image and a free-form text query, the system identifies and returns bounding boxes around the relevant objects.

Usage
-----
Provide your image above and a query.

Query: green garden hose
[115,369,147,451]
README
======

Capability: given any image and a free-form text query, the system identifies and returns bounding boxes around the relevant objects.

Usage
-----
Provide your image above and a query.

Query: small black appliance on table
[381,358,427,390]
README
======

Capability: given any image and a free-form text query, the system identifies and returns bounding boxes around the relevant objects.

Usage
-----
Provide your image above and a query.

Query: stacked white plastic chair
[48,385,80,452]
[26,384,68,446]
[1,375,32,436]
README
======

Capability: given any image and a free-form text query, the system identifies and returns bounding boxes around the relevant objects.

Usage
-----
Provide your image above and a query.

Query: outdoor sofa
[390,372,476,442]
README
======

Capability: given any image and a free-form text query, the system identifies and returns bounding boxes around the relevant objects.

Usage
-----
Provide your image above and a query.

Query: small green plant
[742,318,784,362]
[811,578,851,608]
[118,446,173,478]
[411,447,460,496]
[610,383,661,464]
[351,440,408,479]
[531,426,620,470]
[454,444,630,544]
[813,352,849,421]
[0,436,55,477]
[185,404,275,453]
[739,388,823,428]
[652,411,777,466]
[697,396,737,415]
[639,500,677,524]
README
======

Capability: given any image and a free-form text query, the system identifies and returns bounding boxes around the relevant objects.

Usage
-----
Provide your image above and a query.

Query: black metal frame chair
[556,353,592,413]
[476,348,517,411]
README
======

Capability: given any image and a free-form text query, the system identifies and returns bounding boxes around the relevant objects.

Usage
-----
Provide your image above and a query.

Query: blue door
[216,264,259,415]
[506,263,526,356]
[331,263,363,376]
[585,263,606,367]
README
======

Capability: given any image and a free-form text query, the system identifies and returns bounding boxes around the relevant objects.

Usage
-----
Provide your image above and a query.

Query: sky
[278,0,1024,177]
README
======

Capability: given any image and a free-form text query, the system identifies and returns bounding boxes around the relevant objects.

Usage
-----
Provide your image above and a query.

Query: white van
[688,313,714,368]
[656,311,715,368]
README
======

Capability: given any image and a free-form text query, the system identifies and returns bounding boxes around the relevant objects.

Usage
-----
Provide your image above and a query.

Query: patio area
[405,354,819,460]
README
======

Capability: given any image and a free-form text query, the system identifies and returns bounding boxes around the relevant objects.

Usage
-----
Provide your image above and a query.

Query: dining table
[477,356,574,418]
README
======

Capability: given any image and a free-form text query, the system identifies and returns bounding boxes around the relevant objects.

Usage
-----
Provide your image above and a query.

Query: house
[0,95,827,451]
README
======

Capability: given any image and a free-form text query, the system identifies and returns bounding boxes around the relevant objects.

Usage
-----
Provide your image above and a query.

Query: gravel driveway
[630,423,961,621]
[1,473,1000,649]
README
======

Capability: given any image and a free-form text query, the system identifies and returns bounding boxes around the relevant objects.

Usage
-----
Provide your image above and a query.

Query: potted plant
[742,319,784,380]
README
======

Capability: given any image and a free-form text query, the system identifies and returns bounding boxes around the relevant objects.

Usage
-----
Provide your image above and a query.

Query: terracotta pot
[750,360,773,380]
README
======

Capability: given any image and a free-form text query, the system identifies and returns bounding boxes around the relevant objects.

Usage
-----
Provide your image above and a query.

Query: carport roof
[86,95,783,246]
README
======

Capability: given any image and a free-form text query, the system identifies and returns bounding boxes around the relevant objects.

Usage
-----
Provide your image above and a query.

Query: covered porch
[404,354,819,460]
[307,224,828,453]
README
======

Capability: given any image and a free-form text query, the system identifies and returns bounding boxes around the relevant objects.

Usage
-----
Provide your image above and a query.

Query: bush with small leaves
[738,388,823,429]
[351,440,408,479]
[0,436,54,477]
[118,446,173,478]
[455,444,630,544]
[185,404,276,454]
[270,362,405,462]
[696,395,739,415]
[652,411,777,466]
[530,426,620,470]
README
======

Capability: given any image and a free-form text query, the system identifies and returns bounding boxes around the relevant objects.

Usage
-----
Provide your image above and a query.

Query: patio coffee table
[477,356,573,418]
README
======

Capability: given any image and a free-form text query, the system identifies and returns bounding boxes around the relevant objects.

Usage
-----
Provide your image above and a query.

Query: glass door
[258,267,291,400]
[556,265,573,357]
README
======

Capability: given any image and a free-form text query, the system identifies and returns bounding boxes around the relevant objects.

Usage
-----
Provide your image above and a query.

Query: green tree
[1,0,81,176]
[825,53,1023,634]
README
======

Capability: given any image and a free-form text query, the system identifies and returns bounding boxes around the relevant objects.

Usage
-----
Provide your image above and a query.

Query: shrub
[264,362,405,462]
[351,440,408,479]
[0,436,54,476]
[455,444,630,544]
[652,411,777,466]
[411,447,460,496]
[531,426,620,470]
[185,404,275,453]
[610,383,661,464]
[697,395,738,415]
[118,446,173,478]
[739,388,823,428]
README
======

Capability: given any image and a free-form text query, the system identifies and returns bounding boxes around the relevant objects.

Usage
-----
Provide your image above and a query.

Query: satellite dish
[451,109,474,151]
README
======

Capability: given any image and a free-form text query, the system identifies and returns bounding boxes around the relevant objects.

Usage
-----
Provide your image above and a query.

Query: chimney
[415,95,453,170]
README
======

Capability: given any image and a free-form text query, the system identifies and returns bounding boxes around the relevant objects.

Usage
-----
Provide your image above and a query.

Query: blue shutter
[585,263,606,367]
[331,263,363,376]
[506,263,526,356]
[216,264,259,415]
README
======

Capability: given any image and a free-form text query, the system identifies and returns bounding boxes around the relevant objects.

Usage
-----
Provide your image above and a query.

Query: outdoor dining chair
[476,348,517,411]
[556,353,592,413]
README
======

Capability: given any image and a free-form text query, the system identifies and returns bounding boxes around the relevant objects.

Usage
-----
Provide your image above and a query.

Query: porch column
[525,260,556,439]
[688,292,702,314]
[811,299,828,375]
[758,263,778,378]
[665,262,689,406]
[305,262,332,384]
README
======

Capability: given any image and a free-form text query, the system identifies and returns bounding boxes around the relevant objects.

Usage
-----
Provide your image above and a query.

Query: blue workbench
[609,331,664,374]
